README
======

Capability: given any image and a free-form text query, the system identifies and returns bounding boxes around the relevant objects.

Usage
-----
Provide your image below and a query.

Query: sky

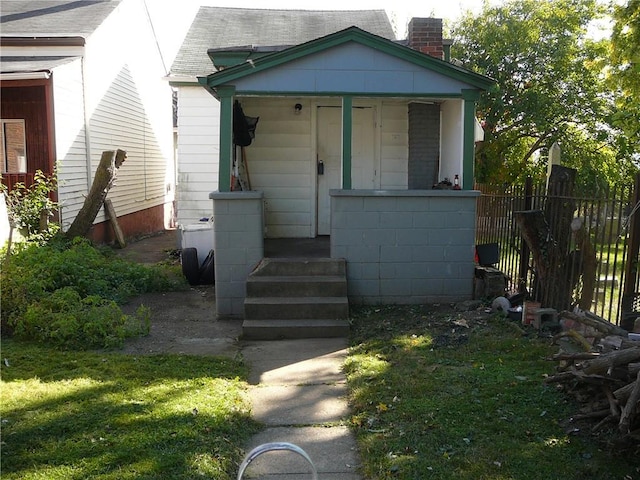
[146,0,490,70]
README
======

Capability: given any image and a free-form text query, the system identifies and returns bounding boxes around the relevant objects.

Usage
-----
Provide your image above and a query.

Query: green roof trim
[198,26,496,93]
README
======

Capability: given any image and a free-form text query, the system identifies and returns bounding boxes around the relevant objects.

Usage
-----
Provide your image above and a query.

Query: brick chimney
[407,18,443,60]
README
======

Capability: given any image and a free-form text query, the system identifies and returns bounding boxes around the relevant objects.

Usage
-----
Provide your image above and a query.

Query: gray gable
[0,0,120,37]
[170,7,395,79]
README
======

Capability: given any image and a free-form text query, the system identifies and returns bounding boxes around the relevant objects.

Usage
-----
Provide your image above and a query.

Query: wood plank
[104,198,126,248]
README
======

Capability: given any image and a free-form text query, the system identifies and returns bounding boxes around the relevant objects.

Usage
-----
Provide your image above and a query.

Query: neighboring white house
[0,0,175,244]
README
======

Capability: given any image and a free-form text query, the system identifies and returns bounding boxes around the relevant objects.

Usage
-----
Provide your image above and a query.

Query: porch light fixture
[294,103,302,115]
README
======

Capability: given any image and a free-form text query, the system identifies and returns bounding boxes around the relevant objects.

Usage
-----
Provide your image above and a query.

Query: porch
[210,188,480,320]
[198,23,493,327]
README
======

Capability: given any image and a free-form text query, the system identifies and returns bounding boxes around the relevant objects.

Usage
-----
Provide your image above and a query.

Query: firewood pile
[544,310,640,453]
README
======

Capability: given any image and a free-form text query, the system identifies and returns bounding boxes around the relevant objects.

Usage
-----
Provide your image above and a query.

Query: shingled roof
[169,7,395,80]
[0,0,120,38]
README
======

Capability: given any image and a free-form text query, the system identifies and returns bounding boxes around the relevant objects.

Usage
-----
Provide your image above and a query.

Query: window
[1,119,27,173]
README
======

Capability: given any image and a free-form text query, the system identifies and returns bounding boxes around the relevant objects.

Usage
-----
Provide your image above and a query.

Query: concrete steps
[246,275,347,297]
[243,257,350,339]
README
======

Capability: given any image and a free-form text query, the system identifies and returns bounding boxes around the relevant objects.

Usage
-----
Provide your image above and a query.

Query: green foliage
[1,237,185,349]
[16,287,150,349]
[609,0,640,154]
[0,169,59,241]
[452,0,637,187]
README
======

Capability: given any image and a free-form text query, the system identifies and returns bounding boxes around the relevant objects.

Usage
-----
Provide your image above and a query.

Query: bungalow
[168,7,494,322]
[0,0,175,244]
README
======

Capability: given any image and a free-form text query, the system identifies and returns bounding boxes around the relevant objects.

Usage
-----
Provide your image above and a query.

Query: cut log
[514,166,579,311]
[65,149,127,240]
[544,370,579,384]
[552,328,595,352]
[614,381,637,405]
[619,375,640,434]
[560,310,629,337]
[552,352,601,361]
[581,348,640,376]
[547,322,639,450]
[514,210,574,310]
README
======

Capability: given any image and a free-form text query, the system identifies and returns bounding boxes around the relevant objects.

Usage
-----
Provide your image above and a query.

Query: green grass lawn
[0,341,261,480]
[3,305,639,480]
[345,305,640,480]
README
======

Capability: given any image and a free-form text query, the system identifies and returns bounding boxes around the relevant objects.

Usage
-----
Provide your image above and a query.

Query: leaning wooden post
[517,176,533,292]
[515,166,585,311]
[545,165,576,257]
[65,149,127,240]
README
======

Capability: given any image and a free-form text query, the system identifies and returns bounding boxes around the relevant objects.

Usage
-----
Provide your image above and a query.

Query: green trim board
[209,91,471,99]
[341,96,353,189]
[462,89,480,190]
[217,86,235,192]
[198,27,495,93]
[207,46,286,70]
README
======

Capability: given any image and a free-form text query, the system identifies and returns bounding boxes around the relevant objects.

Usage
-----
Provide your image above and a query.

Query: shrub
[1,170,59,242]
[1,237,183,349]
[15,287,150,349]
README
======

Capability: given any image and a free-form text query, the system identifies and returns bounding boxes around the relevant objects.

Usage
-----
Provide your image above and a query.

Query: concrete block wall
[330,189,480,304]
[210,191,264,318]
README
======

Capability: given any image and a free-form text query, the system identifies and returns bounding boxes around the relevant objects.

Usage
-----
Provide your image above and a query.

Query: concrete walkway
[114,231,362,478]
[239,338,362,479]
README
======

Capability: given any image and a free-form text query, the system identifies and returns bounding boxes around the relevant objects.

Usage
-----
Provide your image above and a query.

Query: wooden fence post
[517,176,533,293]
[515,166,579,311]
[621,172,640,327]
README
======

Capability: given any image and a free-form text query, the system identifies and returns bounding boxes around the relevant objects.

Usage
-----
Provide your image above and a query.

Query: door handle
[317,160,324,175]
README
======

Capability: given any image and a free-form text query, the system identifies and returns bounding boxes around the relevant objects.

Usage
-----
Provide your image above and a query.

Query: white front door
[316,106,376,235]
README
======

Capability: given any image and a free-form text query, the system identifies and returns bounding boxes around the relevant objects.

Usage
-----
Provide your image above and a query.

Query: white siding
[241,98,313,238]
[380,100,408,189]
[52,58,89,231]
[176,96,411,238]
[176,86,219,225]
[440,99,464,183]
[79,0,174,227]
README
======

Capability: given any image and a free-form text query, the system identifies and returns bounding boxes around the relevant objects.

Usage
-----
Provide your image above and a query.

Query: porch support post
[462,89,480,190]
[217,86,235,192]
[341,95,353,189]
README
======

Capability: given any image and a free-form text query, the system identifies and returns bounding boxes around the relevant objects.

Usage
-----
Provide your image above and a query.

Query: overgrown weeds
[345,305,640,479]
[1,236,186,349]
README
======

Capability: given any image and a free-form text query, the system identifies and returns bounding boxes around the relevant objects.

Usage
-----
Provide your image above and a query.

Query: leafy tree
[609,0,640,156]
[451,0,635,192]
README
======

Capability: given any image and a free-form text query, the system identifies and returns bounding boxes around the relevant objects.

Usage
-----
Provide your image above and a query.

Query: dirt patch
[109,230,242,358]
[118,285,242,358]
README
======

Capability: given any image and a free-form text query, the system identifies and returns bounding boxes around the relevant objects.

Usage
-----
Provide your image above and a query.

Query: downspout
[81,56,93,192]
[461,89,480,190]
[341,96,353,189]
